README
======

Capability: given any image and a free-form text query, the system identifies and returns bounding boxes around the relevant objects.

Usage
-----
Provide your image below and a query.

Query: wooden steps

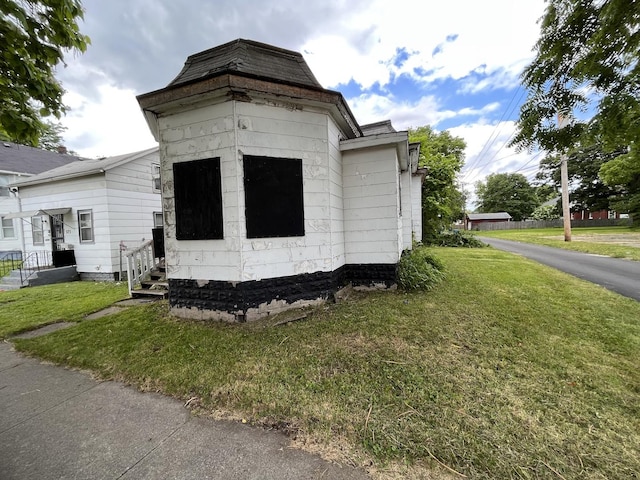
[131,264,168,299]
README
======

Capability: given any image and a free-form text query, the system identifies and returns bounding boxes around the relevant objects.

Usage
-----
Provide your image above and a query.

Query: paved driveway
[479,237,640,301]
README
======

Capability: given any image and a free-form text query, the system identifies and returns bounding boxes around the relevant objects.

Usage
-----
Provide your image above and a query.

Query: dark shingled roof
[0,142,83,175]
[168,39,323,90]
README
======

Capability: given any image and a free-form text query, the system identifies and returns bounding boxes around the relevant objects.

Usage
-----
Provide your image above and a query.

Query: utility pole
[557,113,572,242]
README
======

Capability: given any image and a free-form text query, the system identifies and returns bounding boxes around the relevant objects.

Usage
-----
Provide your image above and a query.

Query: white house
[1,142,80,258]
[5,147,162,280]
[137,39,424,321]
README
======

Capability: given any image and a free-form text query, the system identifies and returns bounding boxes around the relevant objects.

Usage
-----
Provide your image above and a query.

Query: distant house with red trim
[570,209,626,220]
[465,212,512,230]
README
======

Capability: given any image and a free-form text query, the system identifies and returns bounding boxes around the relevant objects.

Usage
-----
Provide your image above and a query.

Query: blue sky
[57,0,547,207]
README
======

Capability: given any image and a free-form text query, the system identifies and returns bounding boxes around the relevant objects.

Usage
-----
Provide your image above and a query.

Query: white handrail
[124,239,159,296]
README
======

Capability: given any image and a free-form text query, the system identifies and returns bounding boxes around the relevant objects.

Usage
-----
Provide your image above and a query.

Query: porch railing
[0,251,53,286]
[124,239,160,296]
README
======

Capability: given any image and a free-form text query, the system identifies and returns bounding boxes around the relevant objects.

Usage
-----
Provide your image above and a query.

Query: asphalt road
[479,237,640,302]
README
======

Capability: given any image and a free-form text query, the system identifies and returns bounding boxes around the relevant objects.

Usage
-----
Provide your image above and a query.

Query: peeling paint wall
[158,102,239,281]
[158,99,340,283]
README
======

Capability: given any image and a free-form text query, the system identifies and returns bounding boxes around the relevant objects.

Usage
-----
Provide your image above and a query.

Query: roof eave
[340,131,410,171]
[10,169,106,188]
[137,73,363,139]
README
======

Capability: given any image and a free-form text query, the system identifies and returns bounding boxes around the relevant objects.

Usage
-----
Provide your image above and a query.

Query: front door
[50,214,65,251]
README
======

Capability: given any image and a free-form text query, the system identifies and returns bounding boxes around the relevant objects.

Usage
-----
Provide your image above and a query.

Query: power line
[462,85,527,177]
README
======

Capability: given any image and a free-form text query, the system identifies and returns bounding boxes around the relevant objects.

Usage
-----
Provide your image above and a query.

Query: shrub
[397,248,445,291]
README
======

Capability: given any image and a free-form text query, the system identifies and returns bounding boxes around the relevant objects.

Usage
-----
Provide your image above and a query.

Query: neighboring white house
[1,142,81,258]
[137,38,424,321]
[5,147,162,280]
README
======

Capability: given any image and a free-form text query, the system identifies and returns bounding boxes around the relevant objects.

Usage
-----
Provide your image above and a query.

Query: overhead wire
[461,84,527,180]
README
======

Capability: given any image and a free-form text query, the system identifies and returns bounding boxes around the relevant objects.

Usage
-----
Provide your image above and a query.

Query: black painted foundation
[169,263,397,319]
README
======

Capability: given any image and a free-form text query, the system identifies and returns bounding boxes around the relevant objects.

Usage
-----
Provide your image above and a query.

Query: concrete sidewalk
[0,341,368,479]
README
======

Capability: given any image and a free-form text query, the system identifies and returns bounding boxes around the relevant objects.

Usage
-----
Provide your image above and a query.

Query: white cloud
[303,0,546,92]
[450,120,542,207]
[61,83,156,158]
[53,0,547,180]
[348,94,503,132]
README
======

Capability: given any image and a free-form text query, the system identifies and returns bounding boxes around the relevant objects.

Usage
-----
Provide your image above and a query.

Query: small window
[31,216,44,245]
[152,164,161,192]
[153,211,164,227]
[243,155,304,238]
[173,158,223,240]
[78,209,94,243]
[1,217,16,239]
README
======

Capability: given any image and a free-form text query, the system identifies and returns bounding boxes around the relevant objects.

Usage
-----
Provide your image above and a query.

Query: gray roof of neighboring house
[11,147,159,187]
[467,212,512,221]
[0,141,82,175]
[168,38,323,90]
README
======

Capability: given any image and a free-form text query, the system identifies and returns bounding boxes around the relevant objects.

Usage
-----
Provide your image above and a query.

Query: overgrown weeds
[397,247,445,291]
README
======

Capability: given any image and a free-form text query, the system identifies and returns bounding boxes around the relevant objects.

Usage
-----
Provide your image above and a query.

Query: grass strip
[0,281,128,338]
[12,248,640,479]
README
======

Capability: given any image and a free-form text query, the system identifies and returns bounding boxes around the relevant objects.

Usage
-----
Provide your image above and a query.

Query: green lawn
[0,281,128,338]
[11,248,640,479]
[478,226,640,260]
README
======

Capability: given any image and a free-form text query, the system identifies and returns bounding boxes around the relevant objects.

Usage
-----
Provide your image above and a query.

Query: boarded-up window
[243,155,304,238]
[173,158,223,240]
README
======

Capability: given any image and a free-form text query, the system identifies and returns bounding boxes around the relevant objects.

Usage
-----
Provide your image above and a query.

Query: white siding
[342,146,402,265]
[0,194,23,253]
[328,118,345,270]
[18,178,111,274]
[157,102,241,281]
[16,150,162,277]
[401,170,413,249]
[236,102,332,280]
[158,100,337,282]
[411,175,423,242]
[105,150,163,273]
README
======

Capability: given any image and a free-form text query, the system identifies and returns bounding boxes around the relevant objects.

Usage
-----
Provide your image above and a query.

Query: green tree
[530,204,560,220]
[599,154,640,221]
[409,126,466,242]
[536,136,625,212]
[475,173,540,221]
[511,0,639,221]
[0,0,89,146]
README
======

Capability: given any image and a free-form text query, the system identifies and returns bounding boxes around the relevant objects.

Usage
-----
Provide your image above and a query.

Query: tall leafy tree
[536,137,625,212]
[0,0,89,146]
[475,173,540,221]
[511,0,640,221]
[409,126,466,242]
